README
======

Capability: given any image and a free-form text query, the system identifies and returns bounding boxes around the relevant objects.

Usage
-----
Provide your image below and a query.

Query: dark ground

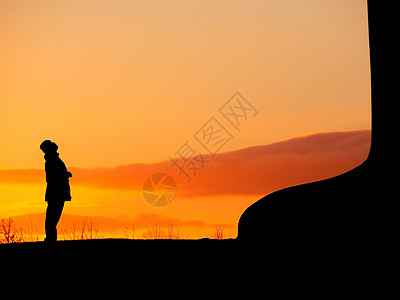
[0,237,370,286]
[2,238,369,293]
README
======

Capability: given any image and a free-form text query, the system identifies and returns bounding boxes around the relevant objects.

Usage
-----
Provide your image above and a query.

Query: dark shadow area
[238,161,375,247]
[0,239,242,266]
[238,1,386,251]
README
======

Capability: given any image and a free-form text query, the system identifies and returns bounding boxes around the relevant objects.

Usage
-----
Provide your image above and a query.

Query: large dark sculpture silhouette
[238,1,384,249]
[40,140,72,243]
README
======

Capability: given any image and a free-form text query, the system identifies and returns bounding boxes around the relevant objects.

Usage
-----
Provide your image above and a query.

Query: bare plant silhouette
[60,217,99,240]
[0,218,24,244]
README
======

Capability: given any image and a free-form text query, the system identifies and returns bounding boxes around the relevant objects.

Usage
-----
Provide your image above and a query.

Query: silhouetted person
[40,140,72,243]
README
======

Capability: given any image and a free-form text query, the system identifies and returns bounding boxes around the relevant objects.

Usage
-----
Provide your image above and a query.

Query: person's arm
[46,161,70,183]
[60,160,72,179]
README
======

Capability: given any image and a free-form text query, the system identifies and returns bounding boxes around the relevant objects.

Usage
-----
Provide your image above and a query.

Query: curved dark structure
[238,1,385,247]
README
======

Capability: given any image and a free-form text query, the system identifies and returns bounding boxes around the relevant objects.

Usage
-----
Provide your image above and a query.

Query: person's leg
[45,202,56,242]
[45,201,65,242]
[53,201,64,240]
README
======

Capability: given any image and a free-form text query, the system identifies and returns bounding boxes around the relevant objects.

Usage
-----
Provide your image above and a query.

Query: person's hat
[40,140,58,153]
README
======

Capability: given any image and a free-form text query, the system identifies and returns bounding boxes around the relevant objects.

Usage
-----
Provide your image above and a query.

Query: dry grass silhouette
[213,225,224,240]
[141,223,164,239]
[60,217,100,240]
[140,221,183,240]
[124,223,135,239]
[0,217,231,243]
[0,218,24,244]
[0,217,39,244]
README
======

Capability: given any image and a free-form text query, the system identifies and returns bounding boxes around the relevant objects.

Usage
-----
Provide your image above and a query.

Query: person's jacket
[44,152,72,202]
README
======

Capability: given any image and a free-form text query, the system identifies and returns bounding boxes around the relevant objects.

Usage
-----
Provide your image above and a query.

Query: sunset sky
[0,1,370,239]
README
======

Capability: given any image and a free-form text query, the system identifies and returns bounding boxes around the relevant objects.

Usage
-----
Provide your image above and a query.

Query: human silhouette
[40,140,72,243]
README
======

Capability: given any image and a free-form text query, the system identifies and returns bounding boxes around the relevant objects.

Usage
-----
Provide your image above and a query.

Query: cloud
[181,129,371,196]
[0,129,371,196]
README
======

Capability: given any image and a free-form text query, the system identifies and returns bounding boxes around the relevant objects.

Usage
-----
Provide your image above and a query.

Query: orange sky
[1,129,371,238]
[0,1,370,239]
